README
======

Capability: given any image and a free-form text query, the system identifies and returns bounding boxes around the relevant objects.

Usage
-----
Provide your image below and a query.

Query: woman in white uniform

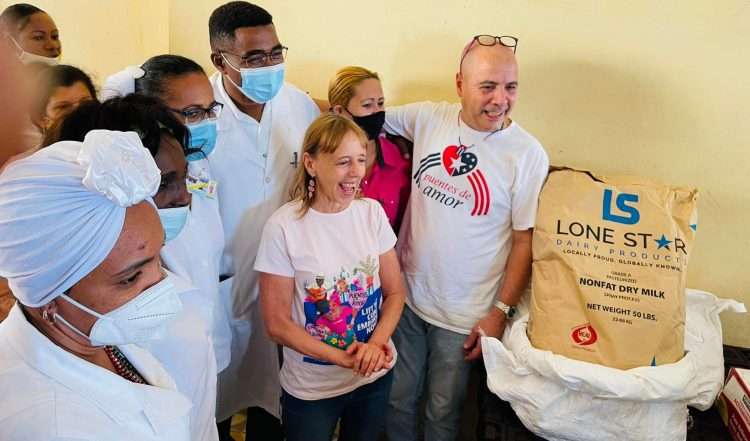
[103,55,231,373]
[0,130,191,441]
[45,95,219,441]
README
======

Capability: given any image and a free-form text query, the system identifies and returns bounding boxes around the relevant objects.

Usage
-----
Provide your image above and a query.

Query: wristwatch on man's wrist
[493,299,517,319]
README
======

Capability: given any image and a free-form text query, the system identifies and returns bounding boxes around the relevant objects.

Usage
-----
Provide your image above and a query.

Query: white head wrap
[100,65,146,100]
[0,130,161,307]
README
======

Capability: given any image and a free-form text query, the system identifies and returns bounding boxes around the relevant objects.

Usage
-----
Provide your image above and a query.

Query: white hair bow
[78,130,161,206]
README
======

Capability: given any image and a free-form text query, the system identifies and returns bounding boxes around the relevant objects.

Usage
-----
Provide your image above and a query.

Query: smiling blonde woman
[256,113,406,441]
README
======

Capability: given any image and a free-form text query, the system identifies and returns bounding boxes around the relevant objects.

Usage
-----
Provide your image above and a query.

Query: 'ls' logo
[602,189,640,225]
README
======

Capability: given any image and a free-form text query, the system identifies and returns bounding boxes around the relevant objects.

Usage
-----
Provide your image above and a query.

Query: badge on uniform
[187,174,218,199]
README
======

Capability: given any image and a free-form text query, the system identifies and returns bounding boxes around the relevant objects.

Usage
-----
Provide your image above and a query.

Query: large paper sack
[528,168,698,369]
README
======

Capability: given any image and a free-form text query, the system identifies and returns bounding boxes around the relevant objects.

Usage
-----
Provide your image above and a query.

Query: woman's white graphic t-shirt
[255,198,397,400]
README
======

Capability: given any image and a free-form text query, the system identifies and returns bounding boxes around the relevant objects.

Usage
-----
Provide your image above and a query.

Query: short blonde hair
[328,66,380,109]
[289,113,368,215]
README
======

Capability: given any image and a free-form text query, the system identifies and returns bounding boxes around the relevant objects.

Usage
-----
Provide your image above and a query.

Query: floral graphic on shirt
[413,145,490,216]
[302,257,382,364]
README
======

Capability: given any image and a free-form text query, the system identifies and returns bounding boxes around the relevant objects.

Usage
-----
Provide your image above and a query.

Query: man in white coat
[206,2,319,439]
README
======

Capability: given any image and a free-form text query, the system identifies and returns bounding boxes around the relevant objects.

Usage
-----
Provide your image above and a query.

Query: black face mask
[349,110,385,141]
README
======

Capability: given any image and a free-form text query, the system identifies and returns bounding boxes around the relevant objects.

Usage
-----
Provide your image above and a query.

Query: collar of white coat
[1,304,192,434]
[210,71,280,130]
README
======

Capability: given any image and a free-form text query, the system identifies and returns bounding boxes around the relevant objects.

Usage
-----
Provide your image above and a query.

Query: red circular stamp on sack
[571,323,598,346]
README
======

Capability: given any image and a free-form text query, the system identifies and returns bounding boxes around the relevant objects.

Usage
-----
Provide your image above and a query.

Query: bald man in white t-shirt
[384,36,549,441]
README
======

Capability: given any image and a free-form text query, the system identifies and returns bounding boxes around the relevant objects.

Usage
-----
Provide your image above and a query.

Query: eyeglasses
[473,35,518,53]
[460,34,518,70]
[221,46,288,69]
[170,101,224,125]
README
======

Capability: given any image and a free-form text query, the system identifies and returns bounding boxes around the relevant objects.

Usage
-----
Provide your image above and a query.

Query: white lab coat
[0,304,192,441]
[140,271,219,441]
[208,73,319,421]
[161,158,232,372]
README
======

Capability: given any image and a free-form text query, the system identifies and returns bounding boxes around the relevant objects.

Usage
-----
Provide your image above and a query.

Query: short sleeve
[370,199,397,254]
[511,145,550,230]
[254,215,295,277]
[384,102,431,142]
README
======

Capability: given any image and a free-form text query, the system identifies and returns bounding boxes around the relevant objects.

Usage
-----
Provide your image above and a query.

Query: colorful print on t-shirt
[413,145,491,216]
[302,256,381,364]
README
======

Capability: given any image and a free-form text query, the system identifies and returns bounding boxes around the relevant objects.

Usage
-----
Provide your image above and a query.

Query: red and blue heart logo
[442,145,478,177]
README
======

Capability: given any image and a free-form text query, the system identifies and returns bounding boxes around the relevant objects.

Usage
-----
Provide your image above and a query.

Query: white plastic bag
[481,289,746,441]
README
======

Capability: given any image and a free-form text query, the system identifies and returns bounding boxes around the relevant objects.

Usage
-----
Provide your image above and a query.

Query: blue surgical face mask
[186,119,217,161]
[222,55,285,103]
[158,206,189,242]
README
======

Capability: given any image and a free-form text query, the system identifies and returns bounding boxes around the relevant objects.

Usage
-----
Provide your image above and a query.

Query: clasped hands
[332,340,393,377]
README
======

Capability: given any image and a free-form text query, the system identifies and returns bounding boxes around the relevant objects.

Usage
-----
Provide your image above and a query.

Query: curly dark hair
[208,1,272,49]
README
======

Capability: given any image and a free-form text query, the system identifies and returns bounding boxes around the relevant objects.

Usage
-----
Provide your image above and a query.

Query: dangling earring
[307,177,316,199]
[42,309,53,323]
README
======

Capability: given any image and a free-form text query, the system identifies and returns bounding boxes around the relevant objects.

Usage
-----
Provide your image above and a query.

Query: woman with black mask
[328,66,411,233]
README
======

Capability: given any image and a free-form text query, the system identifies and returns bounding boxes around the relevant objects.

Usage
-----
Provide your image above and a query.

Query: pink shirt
[360,136,411,232]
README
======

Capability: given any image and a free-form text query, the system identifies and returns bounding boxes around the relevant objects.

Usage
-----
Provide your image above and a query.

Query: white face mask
[10,36,59,66]
[54,274,182,347]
